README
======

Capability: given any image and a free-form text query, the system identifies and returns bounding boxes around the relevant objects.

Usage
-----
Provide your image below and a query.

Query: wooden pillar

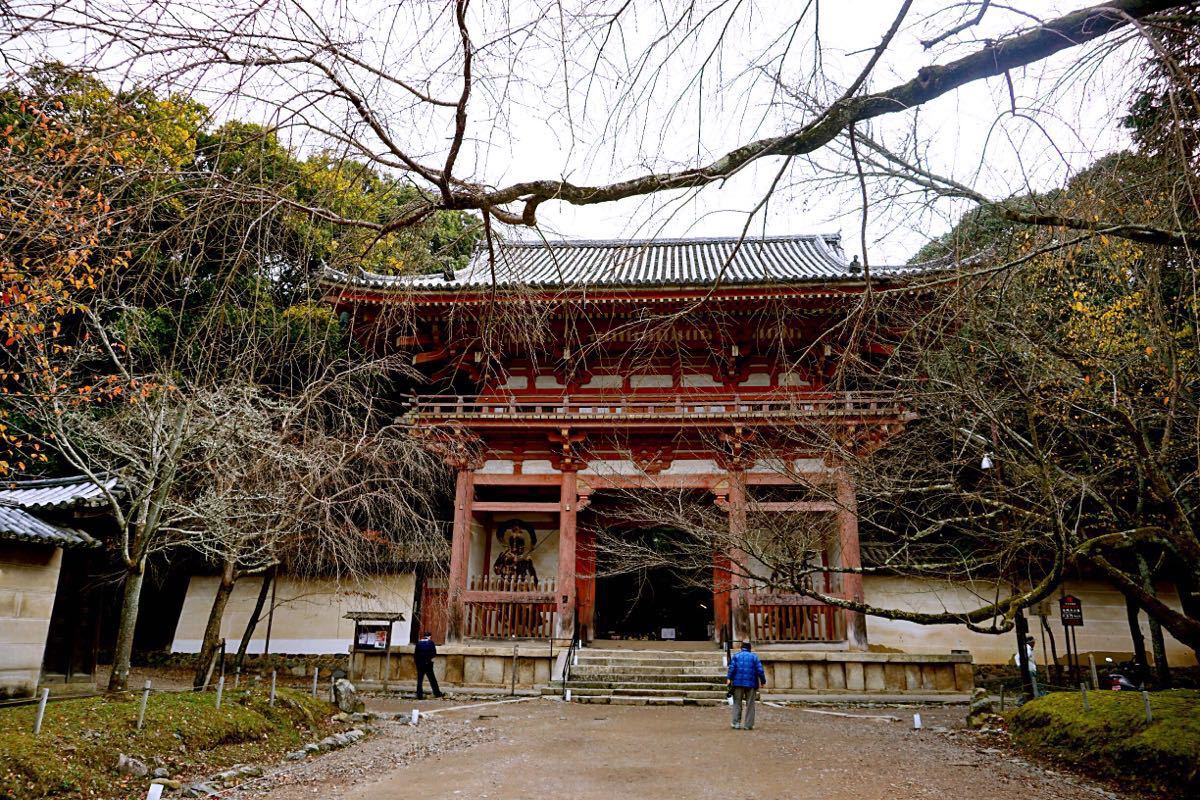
[576,526,596,643]
[712,551,732,644]
[727,473,751,643]
[447,468,474,642]
[557,470,579,640]
[835,469,868,651]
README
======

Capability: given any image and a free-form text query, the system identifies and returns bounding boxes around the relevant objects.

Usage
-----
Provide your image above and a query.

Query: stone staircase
[552,648,728,706]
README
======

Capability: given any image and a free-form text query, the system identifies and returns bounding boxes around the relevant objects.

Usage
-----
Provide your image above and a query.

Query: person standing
[727,640,766,730]
[414,631,444,700]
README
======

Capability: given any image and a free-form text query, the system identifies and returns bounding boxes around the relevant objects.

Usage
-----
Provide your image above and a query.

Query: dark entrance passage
[593,529,713,642]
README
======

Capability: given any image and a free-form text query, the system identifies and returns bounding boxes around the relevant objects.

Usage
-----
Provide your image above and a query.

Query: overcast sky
[12,1,1145,263]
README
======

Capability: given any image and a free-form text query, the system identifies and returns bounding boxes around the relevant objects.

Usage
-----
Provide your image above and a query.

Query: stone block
[791,663,810,689]
[883,663,906,691]
[517,658,536,686]
[463,656,485,685]
[845,662,865,691]
[904,664,921,690]
[482,655,504,685]
[932,665,956,691]
[864,663,886,691]
[827,664,846,690]
[534,658,551,684]
[772,663,792,690]
[445,655,465,684]
[809,664,828,690]
[954,662,975,692]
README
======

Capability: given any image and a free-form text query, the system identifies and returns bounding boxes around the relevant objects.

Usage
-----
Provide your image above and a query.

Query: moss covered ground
[0,688,334,799]
[1009,689,1200,797]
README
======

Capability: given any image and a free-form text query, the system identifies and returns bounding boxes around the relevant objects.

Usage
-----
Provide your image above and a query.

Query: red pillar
[835,469,868,650]
[727,473,751,643]
[557,470,578,640]
[447,468,474,642]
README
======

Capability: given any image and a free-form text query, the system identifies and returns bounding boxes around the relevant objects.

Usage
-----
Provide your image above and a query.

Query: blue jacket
[727,649,766,688]
[414,638,437,664]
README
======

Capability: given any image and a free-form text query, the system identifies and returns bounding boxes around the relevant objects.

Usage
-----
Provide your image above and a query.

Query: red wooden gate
[419,586,448,644]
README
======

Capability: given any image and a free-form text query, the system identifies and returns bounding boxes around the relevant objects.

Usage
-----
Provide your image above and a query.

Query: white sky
[10,1,1146,263]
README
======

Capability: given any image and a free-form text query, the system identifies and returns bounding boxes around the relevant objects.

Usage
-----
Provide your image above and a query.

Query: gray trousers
[731,686,757,729]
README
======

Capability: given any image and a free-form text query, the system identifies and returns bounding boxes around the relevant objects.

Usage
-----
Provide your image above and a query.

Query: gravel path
[227,698,1128,800]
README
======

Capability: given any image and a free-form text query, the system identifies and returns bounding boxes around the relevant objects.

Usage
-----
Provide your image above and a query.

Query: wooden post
[557,470,578,640]
[447,468,475,642]
[727,473,750,643]
[383,621,393,694]
[835,469,868,651]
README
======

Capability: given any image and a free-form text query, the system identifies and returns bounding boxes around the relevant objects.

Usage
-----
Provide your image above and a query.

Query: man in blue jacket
[414,631,444,700]
[726,640,766,730]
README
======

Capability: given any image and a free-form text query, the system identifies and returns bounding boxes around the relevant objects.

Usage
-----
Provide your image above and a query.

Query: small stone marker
[33,687,49,735]
[1080,683,1090,711]
[270,670,277,706]
[137,680,151,730]
[912,713,922,730]
[1142,691,1153,722]
[411,709,420,725]
[312,667,319,698]
[146,784,164,800]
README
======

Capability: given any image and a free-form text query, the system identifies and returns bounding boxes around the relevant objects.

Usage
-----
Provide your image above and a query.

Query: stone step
[566,678,724,689]
[574,695,725,706]
[567,684,726,698]
[570,667,726,680]
[568,662,724,676]
[573,652,720,666]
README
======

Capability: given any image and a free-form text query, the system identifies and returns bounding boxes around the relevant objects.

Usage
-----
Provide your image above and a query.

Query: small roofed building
[0,475,117,698]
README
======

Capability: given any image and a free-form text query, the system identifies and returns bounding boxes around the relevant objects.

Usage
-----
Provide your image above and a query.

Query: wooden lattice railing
[464,599,556,639]
[468,575,557,593]
[747,591,845,643]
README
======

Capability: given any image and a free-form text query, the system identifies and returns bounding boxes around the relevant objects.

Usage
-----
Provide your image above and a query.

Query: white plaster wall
[172,573,416,655]
[581,374,622,390]
[863,575,1197,665]
[630,374,673,389]
[534,375,564,389]
[478,459,515,474]
[743,372,771,387]
[661,459,721,475]
[0,543,61,698]
[681,374,720,388]
[522,460,559,474]
[582,459,641,476]
[501,375,528,390]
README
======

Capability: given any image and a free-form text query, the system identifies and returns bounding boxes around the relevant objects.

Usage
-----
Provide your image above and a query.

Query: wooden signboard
[1059,595,1084,627]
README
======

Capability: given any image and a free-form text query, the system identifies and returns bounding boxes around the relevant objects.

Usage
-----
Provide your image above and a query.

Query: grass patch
[0,688,335,799]
[1009,689,1200,797]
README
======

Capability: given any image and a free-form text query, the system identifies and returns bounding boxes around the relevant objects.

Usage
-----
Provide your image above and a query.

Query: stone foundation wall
[758,651,972,694]
[351,644,555,688]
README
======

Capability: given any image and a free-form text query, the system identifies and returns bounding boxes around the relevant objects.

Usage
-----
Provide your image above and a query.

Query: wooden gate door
[420,586,449,644]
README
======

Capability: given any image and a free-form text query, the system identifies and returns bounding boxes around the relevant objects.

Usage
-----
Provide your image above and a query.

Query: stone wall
[352,644,555,689]
[0,543,62,699]
[758,651,972,695]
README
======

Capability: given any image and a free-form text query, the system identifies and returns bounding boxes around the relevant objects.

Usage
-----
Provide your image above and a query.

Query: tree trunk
[235,567,275,671]
[193,560,237,690]
[1138,553,1171,688]
[1124,594,1149,682]
[1015,610,1034,700]
[107,562,146,692]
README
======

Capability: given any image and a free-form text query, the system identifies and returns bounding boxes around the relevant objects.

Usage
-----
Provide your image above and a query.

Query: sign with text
[1059,595,1084,627]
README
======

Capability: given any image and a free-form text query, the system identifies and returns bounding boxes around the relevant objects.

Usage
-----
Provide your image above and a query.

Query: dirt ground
[224,697,1127,800]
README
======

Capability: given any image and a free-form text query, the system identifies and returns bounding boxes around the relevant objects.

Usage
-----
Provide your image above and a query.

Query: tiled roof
[0,503,98,548]
[327,234,925,291]
[0,474,120,510]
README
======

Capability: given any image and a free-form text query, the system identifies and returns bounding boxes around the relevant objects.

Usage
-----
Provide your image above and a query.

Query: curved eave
[320,273,939,308]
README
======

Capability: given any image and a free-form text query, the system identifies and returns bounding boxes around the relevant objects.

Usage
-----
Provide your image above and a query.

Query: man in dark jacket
[414,631,444,700]
[726,640,766,730]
